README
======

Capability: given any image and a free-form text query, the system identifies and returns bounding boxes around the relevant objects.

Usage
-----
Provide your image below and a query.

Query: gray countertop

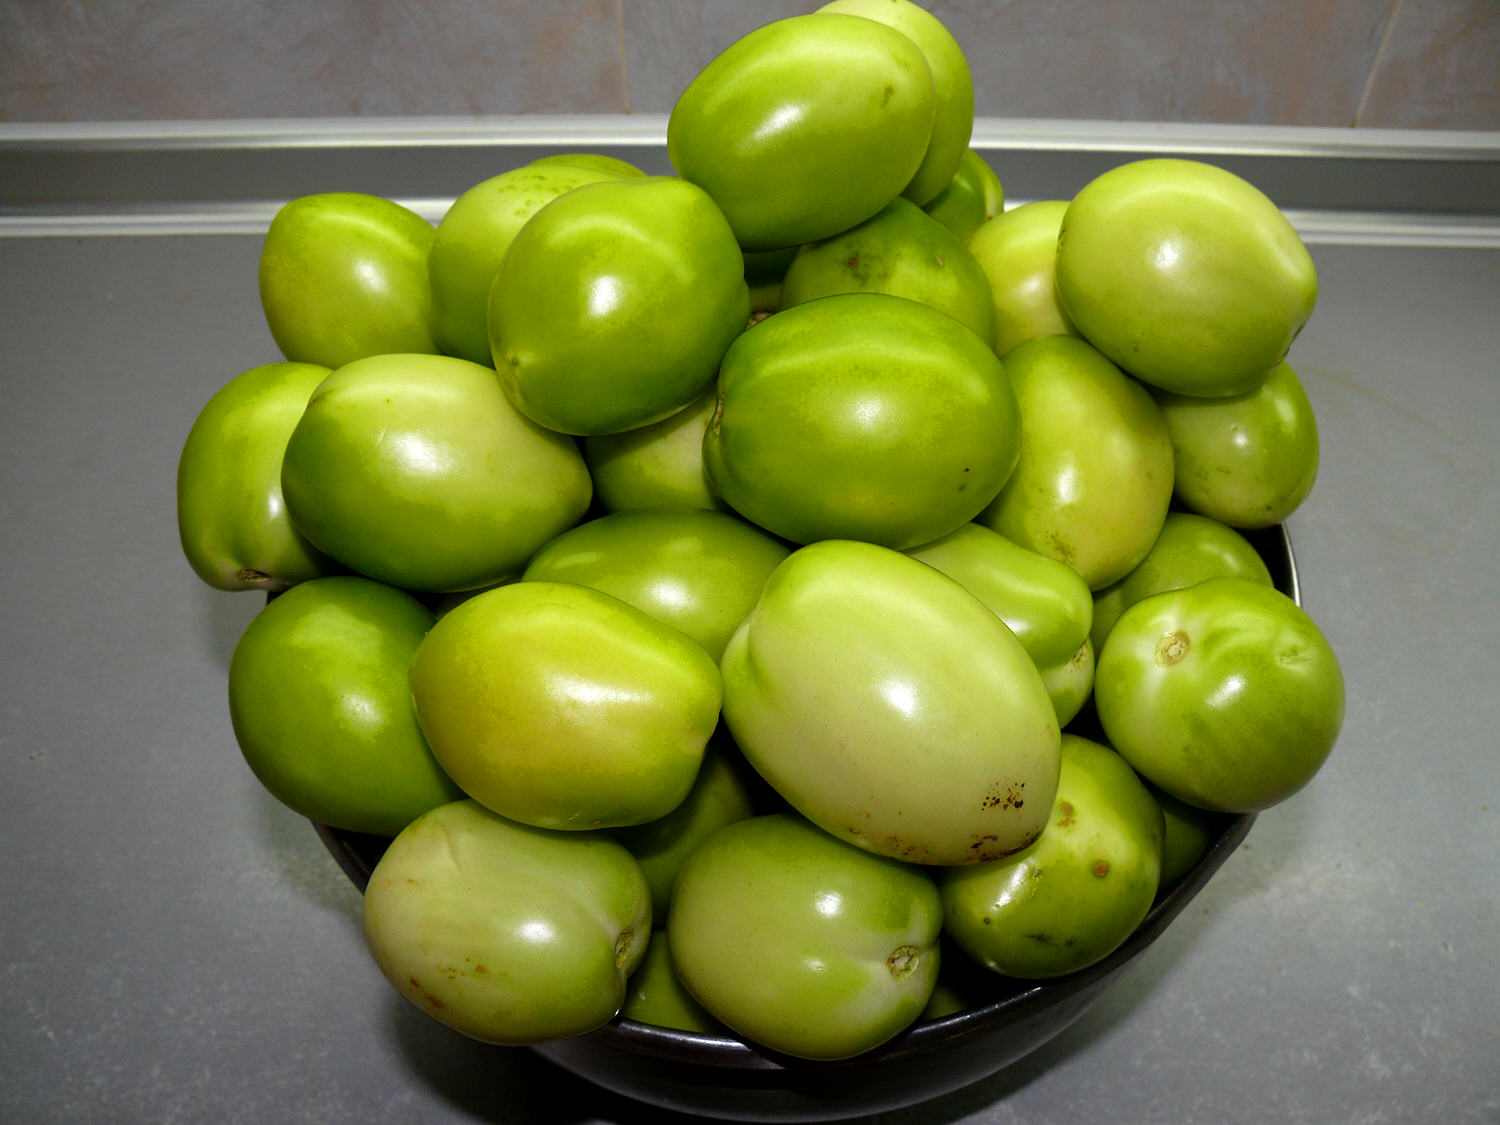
[2,122,1498,1124]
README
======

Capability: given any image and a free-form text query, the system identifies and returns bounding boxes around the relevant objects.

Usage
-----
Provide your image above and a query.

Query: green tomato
[1155,361,1321,529]
[258,192,438,368]
[362,799,650,1044]
[611,735,760,918]
[1149,781,1230,888]
[1055,158,1317,397]
[704,292,1020,550]
[1090,511,1274,652]
[176,361,337,592]
[1095,577,1345,812]
[527,152,646,178]
[976,334,1174,590]
[428,161,620,365]
[722,540,1060,865]
[668,813,942,1060]
[622,930,723,1033]
[906,521,1092,670]
[966,200,1080,358]
[521,506,790,663]
[280,353,591,592]
[667,13,936,250]
[488,176,749,436]
[1037,637,1095,728]
[583,388,728,514]
[408,581,723,830]
[817,0,974,206]
[923,148,1005,243]
[779,196,995,342]
[227,576,462,837]
[941,734,1164,979]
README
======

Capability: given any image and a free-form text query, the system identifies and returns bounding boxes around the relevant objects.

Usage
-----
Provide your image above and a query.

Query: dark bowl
[316,523,1297,1122]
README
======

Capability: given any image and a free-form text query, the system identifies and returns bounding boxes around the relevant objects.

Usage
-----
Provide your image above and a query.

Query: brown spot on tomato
[1093,859,1111,878]
[1057,800,1076,828]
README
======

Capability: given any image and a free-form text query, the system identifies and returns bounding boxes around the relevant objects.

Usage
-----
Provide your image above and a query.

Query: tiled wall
[2,0,1497,130]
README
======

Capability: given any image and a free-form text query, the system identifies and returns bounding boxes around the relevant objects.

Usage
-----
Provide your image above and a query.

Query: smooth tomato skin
[1149,780,1230,888]
[1055,158,1317,397]
[488,176,750,436]
[227,576,462,837]
[976,334,1174,590]
[521,506,790,663]
[1090,511,1274,651]
[704,293,1020,550]
[621,930,723,1033]
[362,799,651,1044]
[176,361,336,592]
[1037,638,1095,728]
[818,0,974,206]
[527,152,647,178]
[1095,577,1345,813]
[611,735,760,918]
[780,196,995,343]
[923,147,1005,243]
[941,735,1164,979]
[408,581,723,831]
[905,521,1092,670]
[721,540,1060,866]
[583,388,729,514]
[966,200,1080,358]
[428,161,620,365]
[280,353,591,593]
[667,13,936,250]
[668,813,943,1060]
[1155,361,1321,529]
[258,193,439,368]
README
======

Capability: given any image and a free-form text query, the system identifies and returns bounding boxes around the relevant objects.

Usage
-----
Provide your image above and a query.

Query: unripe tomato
[924,148,1005,243]
[488,176,749,436]
[1056,158,1317,397]
[227,576,462,837]
[621,930,722,1033]
[362,799,651,1044]
[668,813,943,1060]
[721,540,1060,865]
[1096,577,1345,812]
[582,389,728,514]
[279,353,591,593]
[942,735,1164,979]
[965,200,1079,358]
[408,581,723,830]
[176,361,336,592]
[667,13,936,250]
[258,193,438,368]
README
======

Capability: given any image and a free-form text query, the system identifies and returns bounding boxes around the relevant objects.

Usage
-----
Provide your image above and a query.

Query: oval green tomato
[722,541,1060,865]
[704,293,1020,550]
[611,735,760,918]
[1037,637,1095,728]
[780,196,995,342]
[975,334,1174,589]
[408,581,723,830]
[428,161,620,365]
[583,388,727,514]
[818,0,974,206]
[1149,780,1230,888]
[1090,511,1273,651]
[669,813,942,1060]
[941,734,1164,979]
[667,13,936,250]
[258,192,438,368]
[521,506,790,662]
[905,521,1092,669]
[923,148,1005,243]
[1095,577,1345,812]
[488,176,749,436]
[280,353,591,592]
[966,200,1080,358]
[1055,158,1317,397]
[226,576,462,836]
[527,152,647,178]
[1155,361,1321,529]
[621,930,723,1033]
[176,361,336,592]
[362,799,651,1044]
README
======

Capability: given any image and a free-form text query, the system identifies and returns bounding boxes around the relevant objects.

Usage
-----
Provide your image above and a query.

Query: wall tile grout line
[1355,0,1407,128]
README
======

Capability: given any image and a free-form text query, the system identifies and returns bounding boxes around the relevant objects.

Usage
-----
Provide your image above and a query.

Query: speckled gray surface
[1,133,1498,1124]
